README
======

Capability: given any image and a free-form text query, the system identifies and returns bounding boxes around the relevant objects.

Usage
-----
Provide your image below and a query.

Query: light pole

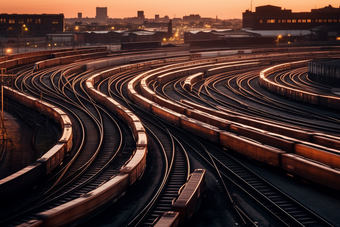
[277,34,282,47]
[22,24,28,52]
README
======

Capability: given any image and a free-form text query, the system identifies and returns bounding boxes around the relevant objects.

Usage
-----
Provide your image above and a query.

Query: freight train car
[127,56,340,192]
[172,169,206,224]
[0,86,73,202]
[259,60,340,110]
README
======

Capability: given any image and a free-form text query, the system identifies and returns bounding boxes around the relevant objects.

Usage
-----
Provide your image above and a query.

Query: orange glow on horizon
[1,0,340,19]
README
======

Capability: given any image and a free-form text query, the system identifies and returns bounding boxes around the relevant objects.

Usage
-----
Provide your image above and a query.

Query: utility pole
[0,68,15,140]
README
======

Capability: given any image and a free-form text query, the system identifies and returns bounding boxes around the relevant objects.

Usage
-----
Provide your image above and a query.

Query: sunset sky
[2,0,340,19]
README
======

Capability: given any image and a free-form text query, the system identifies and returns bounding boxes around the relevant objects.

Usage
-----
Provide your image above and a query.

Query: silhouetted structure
[0,13,64,37]
[183,14,201,22]
[243,5,340,30]
[96,7,108,21]
[138,11,145,20]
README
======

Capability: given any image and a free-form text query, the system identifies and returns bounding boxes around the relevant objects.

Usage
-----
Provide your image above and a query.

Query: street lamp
[22,24,28,52]
[6,48,12,55]
[277,35,282,47]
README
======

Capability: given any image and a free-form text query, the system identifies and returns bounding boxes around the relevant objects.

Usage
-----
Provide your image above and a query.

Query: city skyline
[2,0,340,19]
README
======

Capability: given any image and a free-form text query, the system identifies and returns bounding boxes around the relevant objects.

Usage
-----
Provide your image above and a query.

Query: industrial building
[243,5,340,30]
[0,13,64,37]
[137,11,145,20]
[96,7,108,21]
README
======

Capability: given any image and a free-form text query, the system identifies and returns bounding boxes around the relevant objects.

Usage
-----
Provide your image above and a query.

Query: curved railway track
[1,46,340,227]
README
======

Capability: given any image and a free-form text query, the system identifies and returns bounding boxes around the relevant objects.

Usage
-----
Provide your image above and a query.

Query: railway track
[209,147,333,227]
[94,66,192,226]
[0,61,137,226]
[1,46,340,226]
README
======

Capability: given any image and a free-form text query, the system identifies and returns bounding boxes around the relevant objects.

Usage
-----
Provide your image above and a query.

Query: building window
[52,19,59,24]
[323,19,327,22]
[27,18,32,23]
[8,27,14,30]
[292,19,296,23]
[328,19,332,22]
[333,19,338,22]
[259,19,263,23]
[318,19,322,22]
[297,19,301,23]
[9,19,15,24]
[278,20,281,23]
[0,19,6,23]
[287,19,291,23]
[35,19,41,24]
[302,19,306,23]
[307,19,311,23]
[267,19,275,23]
[18,19,24,24]
[282,19,286,23]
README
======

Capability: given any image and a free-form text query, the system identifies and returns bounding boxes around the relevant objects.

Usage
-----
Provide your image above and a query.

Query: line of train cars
[13,68,149,227]
[33,47,109,71]
[127,58,340,191]
[0,46,108,71]
[0,86,73,203]
[3,47,338,225]
[84,67,207,227]
[153,169,206,227]
[259,60,340,110]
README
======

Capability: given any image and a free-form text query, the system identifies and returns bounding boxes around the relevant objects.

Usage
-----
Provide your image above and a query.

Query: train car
[136,132,148,147]
[180,116,220,143]
[219,131,284,167]
[312,134,340,151]
[229,124,296,153]
[281,154,340,191]
[59,125,73,152]
[37,143,67,175]
[153,211,179,227]
[235,116,313,142]
[120,147,147,186]
[151,105,183,127]
[35,174,129,227]
[172,169,206,224]
[152,96,186,115]
[183,72,204,92]
[294,143,340,170]
[319,95,340,110]
[259,59,340,110]
[5,88,37,109]
[133,93,154,112]
[0,163,45,203]
[181,100,237,122]
[38,101,56,118]
[185,109,231,131]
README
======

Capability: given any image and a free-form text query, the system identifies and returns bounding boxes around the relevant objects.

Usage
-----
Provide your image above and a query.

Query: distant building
[183,14,201,22]
[168,20,172,35]
[0,13,64,37]
[78,13,82,19]
[96,7,108,21]
[155,15,159,20]
[75,29,172,45]
[138,11,145,20]
[184,29,262,43]
[243,5,340,30]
